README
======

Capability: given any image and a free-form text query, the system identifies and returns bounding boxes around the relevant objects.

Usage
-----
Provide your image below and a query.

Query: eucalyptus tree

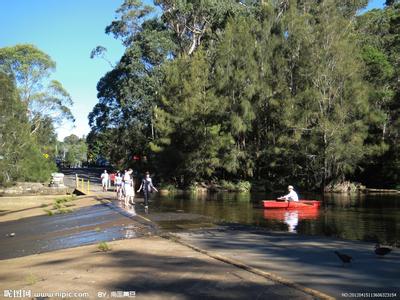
[0,44,74,134]
[88,0,246,169]
[155,0,247,55]
[89,13,176,167]
[0,72,56,185]
[279,0,371,189]
[355,2,400,187]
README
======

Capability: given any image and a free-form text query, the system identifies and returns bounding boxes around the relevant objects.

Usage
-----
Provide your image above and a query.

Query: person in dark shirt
[137,171,158,212]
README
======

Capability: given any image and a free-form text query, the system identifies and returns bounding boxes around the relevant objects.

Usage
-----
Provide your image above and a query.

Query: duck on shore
[375,244,392,257]
[334,251,352,266]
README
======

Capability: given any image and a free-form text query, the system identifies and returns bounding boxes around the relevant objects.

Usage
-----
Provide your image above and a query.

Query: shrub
[159,183,177,192]
[236,181,251,192]
[43,209,53,216]
[19,147,57,183]
[220,180,235,191]
[57,208,73,214]
[98,242,111,252]
[220,180,251,192]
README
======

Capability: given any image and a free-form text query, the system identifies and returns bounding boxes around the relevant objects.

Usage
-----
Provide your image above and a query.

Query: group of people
[101,169,158,212]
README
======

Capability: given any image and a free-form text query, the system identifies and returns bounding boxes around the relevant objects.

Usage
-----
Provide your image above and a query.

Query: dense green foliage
[58,135,88,168]
[0,44,74,133]
[355,2,400,188]
[0,73,56,185]
[88,0,400,190]
[0,45,74,185]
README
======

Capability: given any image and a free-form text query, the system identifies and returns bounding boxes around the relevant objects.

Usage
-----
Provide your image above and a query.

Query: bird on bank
[375,244,392,257]
[334,251,353,266]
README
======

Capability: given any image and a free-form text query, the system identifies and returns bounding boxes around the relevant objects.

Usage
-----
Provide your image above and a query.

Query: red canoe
[263,200,321,209]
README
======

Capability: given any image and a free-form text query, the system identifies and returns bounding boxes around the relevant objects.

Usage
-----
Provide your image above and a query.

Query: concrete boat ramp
[171,226,400,299]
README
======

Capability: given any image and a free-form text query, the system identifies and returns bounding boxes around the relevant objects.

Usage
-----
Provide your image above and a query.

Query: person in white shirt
[115,172,123,200]
[278,185,299,202]
[123,169,135,209]
[101,170,109,192]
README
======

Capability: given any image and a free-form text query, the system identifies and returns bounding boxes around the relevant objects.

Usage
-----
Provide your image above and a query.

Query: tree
[60,135,88,168]
[213,16,258,178]
[355,2,400,187]
[0,44,74,133]
[279,0,371,189]
[89,0,386,190]
[151,50,236,184]
[155,0,246,55]
[89,3,176,169]
[0,72,56,185]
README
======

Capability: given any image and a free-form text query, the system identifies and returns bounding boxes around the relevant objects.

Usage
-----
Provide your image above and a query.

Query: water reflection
[285,211,298,232]
[124,225,137,239]
[264,208,320,232]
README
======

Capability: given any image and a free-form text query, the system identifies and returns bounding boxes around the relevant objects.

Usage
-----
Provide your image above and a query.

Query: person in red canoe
[278,185,299,201]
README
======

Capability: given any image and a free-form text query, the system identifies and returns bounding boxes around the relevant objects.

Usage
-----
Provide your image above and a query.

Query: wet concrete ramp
[0,203,152,260]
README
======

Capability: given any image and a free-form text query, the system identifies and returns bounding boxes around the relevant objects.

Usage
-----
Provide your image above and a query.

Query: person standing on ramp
[137,171,158,213]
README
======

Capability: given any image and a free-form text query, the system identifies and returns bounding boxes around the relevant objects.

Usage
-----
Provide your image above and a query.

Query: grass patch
[54,195,77,204]
[57,208,73,214]
[45,195,77,216]
[95,227,101,232]
[25,273,39,285]
[53,203,63,210]
[43,209,54,216]
[97,242,111,252]
[42,195,77,216]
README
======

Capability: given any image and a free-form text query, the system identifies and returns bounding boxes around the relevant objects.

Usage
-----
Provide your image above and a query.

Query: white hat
[288,185,294,190]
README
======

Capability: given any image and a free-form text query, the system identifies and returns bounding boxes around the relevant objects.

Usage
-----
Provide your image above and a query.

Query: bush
[187,183,198,193]
[220,180,235,191]
[220,180,251,192]
[43,209,54,216]
[98,242,111,252]
[19,146,57,183]
[159,182,177,192]
[236,181,251,192]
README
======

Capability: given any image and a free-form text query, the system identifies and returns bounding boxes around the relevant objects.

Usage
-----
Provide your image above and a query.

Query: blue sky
[0,0,386,141]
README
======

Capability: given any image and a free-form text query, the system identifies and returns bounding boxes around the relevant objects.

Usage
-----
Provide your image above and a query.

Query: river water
[151,192,400,246]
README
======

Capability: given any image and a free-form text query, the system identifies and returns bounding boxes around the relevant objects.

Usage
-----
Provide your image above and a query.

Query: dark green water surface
[151,192,400,246]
